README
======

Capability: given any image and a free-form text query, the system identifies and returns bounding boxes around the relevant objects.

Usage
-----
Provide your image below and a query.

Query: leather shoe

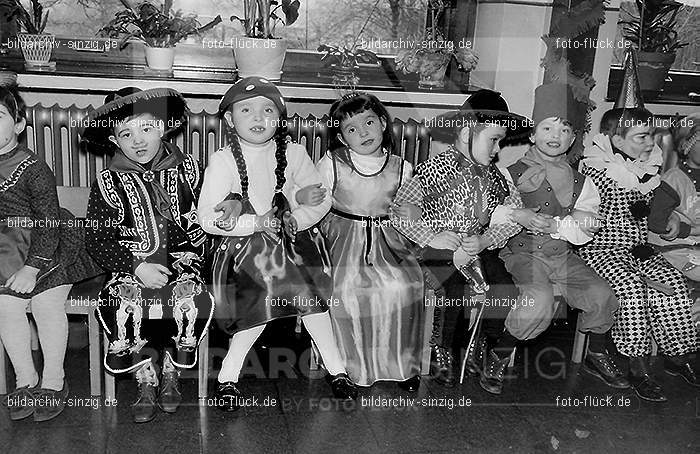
[158,370,182,413]
[132,382,158,423]
[397,375,420,392]
[430,345,455,388]
[3,385,36,421]
[582,350,631,389]
[328,373,358,401]
[214,382,242,412]
[465,335,488,376]
[33,382,69,422]
[479,351,510,395]
[629,374,667,402]
[664,359,700,387]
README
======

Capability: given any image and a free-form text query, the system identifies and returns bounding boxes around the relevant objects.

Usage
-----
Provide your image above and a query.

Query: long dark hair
[328,93,395,166]
[222,102,290,218]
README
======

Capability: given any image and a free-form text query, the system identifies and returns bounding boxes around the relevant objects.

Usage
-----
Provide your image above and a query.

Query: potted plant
[317,44,379,87]
[619,0,689,95]
[6,0,54,68]
[394,1,477,90]
[230,0,300,80]
[99,0,221,71]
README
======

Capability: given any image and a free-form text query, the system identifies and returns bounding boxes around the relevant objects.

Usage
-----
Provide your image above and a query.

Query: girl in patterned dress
[0,86,98,422]
[313,93,424,390]
[198,77,357,412]
[579,107,700,401]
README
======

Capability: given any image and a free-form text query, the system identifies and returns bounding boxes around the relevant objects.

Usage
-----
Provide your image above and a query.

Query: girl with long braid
[198,77,357,412]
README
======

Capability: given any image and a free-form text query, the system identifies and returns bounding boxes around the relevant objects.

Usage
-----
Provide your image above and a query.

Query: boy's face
[611,124,654,161]
[225,96,280,145]
[530,117,575,158]
[109,113,164,164]
[460,125,507,166]
[0,103,25,154]
[338,109,386,156]
[686,137,700,167]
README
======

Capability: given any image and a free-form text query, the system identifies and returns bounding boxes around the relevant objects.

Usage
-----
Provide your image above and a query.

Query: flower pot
[233,37,287,81]
[145,46,176,71]
[18,33,55,67]
[636,51,676,96]
[418,64,448,90]
[331,65,359,87]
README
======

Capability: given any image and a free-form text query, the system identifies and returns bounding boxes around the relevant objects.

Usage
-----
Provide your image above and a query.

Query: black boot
[664,355,700,387]
[430,345,455,387]
[465,335,488,376]
[479,350,510,395]
[328,373,358,400]
[214,382,242,412]
[628,356,667,402]
[132,364,158,423]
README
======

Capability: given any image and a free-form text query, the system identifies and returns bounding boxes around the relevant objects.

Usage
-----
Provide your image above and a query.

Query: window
[612,1,699,72]
[41,0,429,53]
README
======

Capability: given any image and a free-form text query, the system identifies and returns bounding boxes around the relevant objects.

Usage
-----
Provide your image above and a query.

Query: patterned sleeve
[85,174,137,274]
[25,162,61,270]
[483,168,523,249]
[390,174,436,247]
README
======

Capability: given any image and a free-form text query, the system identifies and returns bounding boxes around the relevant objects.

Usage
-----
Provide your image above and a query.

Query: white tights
[218,312,345,383]
[0,285,71,391]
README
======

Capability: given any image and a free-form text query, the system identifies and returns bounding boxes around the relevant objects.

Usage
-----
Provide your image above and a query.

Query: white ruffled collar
[582,134,662,194]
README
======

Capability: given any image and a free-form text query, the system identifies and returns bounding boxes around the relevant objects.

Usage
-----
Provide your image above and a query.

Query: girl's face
[0,103,26,155]
[338,109,386,156]
[686,136,700,168]
[530,117,575,159]
[463,125,507,166]
[225,96,280,145]
[109,113,164,164]
[611,124,654,161]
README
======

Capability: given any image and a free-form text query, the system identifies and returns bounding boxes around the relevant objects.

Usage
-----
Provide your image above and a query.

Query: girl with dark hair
[198,77,357,412]
[313,92,424,390]
[0,86,98,422]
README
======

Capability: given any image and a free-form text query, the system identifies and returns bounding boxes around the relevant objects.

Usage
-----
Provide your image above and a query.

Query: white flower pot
[233,37,287,80]
[18,33,55,66]
[145,46,175,71]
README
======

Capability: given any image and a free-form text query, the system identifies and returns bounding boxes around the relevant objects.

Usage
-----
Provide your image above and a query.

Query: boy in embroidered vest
[391,90,535,388]
[580,107,699,399]
[81,88,214,423]
[498,83,629,394]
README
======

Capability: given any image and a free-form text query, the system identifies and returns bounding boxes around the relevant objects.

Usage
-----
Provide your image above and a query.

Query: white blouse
[198,140,331,236]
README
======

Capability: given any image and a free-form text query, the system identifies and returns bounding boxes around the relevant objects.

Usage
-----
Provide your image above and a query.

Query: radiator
[22,103,433,187]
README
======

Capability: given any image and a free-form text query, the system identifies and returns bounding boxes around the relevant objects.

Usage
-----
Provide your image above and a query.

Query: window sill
[1,40,476,108]
[607,66,700,106]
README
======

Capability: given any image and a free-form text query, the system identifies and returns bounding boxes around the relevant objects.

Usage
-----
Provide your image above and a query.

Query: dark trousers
[423,247,516,351]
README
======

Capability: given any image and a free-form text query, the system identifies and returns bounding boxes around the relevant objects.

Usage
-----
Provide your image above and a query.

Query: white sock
[302,312,346,376]
[218,324,266,383]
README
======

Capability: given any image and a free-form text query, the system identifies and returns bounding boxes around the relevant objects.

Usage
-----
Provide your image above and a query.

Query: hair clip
[341,91,363,101]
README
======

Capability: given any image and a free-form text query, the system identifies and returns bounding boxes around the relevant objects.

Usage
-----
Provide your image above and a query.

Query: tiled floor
[1,319,698,454]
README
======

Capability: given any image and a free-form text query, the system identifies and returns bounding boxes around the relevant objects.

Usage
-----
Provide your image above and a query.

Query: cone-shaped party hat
[615,48,645,109]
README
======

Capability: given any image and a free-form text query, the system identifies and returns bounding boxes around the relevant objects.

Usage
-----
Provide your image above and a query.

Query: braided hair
[223,105,290,219]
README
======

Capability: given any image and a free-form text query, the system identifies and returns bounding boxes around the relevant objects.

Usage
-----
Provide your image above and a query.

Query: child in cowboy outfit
[494,83,629,395]
[391,90,536,388]
[82,87,214,423]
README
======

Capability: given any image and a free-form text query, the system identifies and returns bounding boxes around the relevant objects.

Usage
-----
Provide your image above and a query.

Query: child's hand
[660,212,681,241]
[255,207,281,235]
[428,231,462,251]
[283,211,298,241]
[213,200,242,231]
[5,265,39,294]
[296,183,326,206]
[391,201,422,221]
[460,235,489,256]
[135,262,172,289]
[571,209,603,237]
